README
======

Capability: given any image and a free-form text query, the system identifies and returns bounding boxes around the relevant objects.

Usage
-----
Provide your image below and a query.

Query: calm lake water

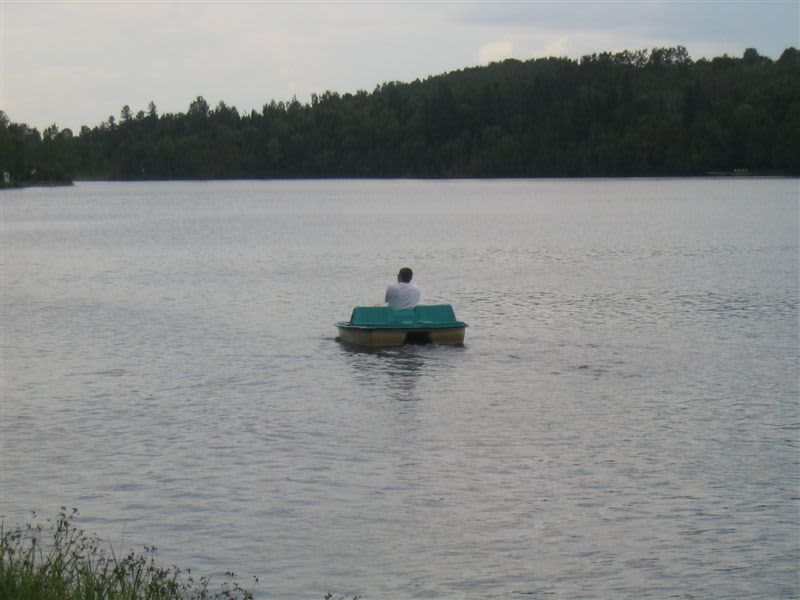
[1,179,798,599]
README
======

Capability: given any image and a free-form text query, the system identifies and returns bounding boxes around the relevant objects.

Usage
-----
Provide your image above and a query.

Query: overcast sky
[2,1,798,131]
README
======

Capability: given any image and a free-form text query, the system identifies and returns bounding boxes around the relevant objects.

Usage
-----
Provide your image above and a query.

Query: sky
[1,1,798,132]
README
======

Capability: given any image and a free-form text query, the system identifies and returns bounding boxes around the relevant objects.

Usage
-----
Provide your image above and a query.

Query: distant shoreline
[64,172,797,183]
[1,180,74,189]
[2,173,791,189]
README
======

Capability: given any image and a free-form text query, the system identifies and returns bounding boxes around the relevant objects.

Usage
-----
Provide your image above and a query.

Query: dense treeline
[2,46,799,184]
[0,116,78,185]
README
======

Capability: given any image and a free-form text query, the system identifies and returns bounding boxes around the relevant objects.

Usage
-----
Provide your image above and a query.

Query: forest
[1,46,798,184]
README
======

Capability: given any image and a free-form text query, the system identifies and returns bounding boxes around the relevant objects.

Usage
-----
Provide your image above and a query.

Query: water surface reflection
[339,343,442,402]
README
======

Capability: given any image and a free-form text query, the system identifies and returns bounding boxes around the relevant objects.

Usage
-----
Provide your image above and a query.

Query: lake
[1,178,798,599]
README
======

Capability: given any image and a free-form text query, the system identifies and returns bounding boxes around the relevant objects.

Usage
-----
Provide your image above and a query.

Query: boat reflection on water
[339,344,428,402]
[339,341,472,405]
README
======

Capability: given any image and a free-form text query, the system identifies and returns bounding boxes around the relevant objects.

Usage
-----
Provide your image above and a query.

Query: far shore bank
[65,171,798,184]
[1,180,74,189]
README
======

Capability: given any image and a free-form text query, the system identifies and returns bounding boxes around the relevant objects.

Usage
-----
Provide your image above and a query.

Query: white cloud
[479,41,514,64]
[543,36,570,57]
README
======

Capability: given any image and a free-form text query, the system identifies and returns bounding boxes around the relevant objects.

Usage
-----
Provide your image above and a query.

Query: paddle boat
[336,304,467,347]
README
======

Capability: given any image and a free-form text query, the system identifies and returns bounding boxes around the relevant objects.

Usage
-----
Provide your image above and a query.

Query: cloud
[458,1,798,59]
[479,41,514,64]
[544,37,570,57]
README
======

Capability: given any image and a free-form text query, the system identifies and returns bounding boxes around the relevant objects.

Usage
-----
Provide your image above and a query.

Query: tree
[188,96,210,119]
[743,48,772,66]
[778,47,800,66]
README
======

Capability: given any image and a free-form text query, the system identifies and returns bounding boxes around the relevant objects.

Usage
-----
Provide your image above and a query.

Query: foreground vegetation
[1,46,798,184]
[1,510,364,599]
[0,509,255,600]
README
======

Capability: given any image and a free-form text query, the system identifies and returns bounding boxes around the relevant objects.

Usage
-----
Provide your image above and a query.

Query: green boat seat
[414,304,457,324]
[349,306,390,326]
[346,304,465,329]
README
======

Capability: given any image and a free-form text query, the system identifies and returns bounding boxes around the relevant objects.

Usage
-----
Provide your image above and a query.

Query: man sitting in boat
[385,267,421,311]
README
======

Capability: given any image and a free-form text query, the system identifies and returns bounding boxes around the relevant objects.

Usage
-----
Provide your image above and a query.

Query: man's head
[398,267,413,283]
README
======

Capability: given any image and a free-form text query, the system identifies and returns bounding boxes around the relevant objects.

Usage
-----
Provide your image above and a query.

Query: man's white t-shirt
[385,282,421,311]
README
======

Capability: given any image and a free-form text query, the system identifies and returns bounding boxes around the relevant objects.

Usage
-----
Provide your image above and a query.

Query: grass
[0,508,255,600]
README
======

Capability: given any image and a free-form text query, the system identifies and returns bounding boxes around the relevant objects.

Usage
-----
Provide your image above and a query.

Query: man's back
[385,281,421,311]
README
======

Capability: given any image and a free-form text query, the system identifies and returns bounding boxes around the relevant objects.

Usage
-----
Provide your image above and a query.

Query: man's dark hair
[398,267,413,283]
